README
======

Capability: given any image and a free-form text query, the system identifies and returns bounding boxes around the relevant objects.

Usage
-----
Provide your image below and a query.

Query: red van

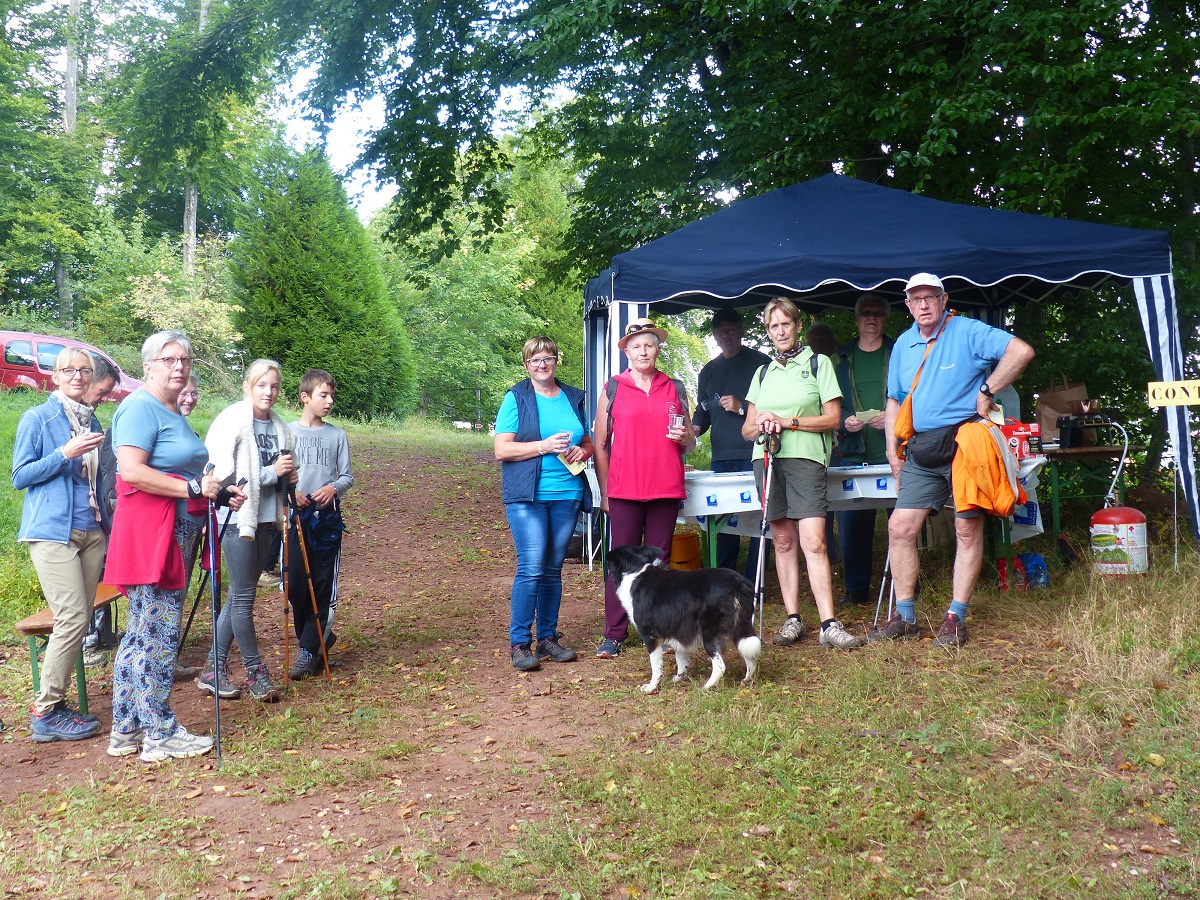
[0,331,143,402]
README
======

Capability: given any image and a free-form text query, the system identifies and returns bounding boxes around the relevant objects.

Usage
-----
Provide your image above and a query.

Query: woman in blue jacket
[11,348,107,742]
[494,336,594,672]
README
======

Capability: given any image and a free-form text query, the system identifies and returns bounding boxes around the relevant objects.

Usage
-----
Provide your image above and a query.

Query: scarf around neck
[773,344,805,367]
[54,389,101,523]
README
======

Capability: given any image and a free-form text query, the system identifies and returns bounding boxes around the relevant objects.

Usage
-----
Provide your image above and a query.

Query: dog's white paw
[640,682,658,694]
[671,674,684,683]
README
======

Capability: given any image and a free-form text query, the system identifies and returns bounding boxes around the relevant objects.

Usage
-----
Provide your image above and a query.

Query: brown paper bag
[1036,375,1087,443]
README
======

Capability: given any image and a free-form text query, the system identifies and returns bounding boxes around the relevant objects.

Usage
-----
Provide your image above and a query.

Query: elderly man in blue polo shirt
[872,273,1035,648]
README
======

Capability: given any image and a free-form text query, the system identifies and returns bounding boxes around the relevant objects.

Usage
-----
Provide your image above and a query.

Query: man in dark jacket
[692,308,771,575]
[833,293,895,605]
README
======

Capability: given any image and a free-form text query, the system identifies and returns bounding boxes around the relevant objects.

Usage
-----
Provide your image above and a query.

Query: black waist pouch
[907,422,965,468]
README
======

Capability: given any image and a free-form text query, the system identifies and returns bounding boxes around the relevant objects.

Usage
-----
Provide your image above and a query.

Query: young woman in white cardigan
[200,359,297,702]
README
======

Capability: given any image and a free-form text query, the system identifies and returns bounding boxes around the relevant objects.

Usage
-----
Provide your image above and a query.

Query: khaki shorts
[896,456,985,519]
[753,457,827,521]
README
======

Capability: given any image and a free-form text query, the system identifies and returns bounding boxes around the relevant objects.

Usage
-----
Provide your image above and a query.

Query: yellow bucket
[670,532,703,570]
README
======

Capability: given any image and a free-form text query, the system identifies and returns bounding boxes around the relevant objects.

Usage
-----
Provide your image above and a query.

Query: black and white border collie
[605,544,761,693]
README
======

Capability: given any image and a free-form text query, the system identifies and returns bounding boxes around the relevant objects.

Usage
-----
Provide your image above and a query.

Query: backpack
[603,375,690,450]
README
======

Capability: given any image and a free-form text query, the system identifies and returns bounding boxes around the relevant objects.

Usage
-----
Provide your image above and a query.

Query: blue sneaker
[30,707,100,742]
[53,700,99,725]
[595,638,622,659]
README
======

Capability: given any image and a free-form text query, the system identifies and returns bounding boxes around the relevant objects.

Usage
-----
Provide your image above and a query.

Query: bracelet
[537,441,545,456]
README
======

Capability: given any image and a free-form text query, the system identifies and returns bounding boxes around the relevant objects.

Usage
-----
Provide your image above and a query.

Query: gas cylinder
[1089,506,1148,575]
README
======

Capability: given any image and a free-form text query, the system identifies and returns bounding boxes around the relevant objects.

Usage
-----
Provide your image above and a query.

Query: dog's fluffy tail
[737,635,761,685]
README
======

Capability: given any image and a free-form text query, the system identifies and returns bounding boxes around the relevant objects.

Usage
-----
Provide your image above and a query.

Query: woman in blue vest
[494,336,594,672]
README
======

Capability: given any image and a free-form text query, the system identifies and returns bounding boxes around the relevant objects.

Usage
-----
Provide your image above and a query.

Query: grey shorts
[753,457,827,521]
[896,457,985,519]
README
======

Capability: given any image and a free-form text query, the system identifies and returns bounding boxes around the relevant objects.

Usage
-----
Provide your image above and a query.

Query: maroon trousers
[603,497,679,641]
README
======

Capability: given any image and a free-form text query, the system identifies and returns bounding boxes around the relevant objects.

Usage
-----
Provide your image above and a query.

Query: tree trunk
[56,0,81,325]
[182,0,211,276]
[183,181,198,274]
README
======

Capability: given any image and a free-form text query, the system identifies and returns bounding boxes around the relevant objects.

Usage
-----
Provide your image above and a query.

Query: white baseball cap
[905,272,944,293]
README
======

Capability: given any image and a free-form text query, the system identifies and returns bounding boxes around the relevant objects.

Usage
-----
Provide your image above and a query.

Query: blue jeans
[505,499,582,646]
[710,458,762,579]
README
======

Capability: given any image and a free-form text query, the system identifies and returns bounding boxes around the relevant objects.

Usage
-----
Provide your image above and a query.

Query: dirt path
[0,438,662,897]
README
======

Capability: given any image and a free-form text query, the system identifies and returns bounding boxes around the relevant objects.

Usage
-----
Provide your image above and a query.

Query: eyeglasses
[57,367,93,378]
[527,356,558,368]
[179,391,200,401]
[906,293,944,307]
[155,356,194,369]
[624,322,657,336]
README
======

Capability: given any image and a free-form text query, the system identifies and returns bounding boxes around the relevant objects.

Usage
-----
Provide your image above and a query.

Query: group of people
[495,273,1033,671]
[12,330,353,761]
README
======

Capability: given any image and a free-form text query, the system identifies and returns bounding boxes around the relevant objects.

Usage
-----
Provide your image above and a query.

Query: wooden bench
[14,583,123,715]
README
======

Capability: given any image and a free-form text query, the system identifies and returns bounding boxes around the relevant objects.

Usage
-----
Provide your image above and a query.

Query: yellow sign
[1148,380,1200,406]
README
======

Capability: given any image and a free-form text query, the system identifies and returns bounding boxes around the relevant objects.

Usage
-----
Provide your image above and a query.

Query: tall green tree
[232,146,416,417]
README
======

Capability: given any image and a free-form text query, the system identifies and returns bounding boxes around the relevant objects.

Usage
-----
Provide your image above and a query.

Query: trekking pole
[202,464,223,770]
[287,483,333,681]
[751,431,781,640]
[872,549,892,631]
[281,474,292,694]
[179,503,236,652]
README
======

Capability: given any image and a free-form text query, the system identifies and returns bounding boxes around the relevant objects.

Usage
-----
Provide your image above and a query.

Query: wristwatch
[979,383,994,398]
[790,417,800,430]
[737,401,746,416]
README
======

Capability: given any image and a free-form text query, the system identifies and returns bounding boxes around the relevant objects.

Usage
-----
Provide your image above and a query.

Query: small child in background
[286,369,354,680]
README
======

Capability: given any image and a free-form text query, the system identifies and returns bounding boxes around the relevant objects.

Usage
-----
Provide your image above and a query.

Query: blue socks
[948,600,969,621]
[896,599,916,624]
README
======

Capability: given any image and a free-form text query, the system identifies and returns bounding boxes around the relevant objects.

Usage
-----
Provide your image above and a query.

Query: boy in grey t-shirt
[286,369,354,680]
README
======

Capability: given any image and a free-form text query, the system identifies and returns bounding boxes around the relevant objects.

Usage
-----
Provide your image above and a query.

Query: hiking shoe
[773,615,807,646]
[511,643,541,672]
[198,669,241,700]
[535,635,577,663]
[819,619,862,650]
[289,649,322,681]
[932,613,969,649]
[865,614,921,643]
[595,638,622,659]
[83,648,108,668]
[52,700,99,725]
[107,728,145,758]
[246,664,282,702]
[30,707,100,742]
[139,725,213,763]
[258,569,281,588]
[174,664,201,682]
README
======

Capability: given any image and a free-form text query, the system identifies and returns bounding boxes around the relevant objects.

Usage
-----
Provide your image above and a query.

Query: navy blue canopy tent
[583,174,1196,538]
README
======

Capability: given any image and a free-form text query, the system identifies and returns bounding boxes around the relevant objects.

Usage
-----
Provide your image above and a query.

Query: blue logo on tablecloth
[876,478,889,490]
[842,479,854,491]
[729,515,739,527]
[706,494,718,507]
[740,490,751,503]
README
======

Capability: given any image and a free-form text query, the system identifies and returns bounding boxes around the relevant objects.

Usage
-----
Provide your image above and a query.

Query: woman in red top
[592,319,696,658]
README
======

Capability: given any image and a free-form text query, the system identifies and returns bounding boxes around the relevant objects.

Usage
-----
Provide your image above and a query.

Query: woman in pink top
[592,318,696,658]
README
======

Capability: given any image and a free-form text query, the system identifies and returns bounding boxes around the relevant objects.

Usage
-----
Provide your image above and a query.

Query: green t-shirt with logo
[746,348,842,464]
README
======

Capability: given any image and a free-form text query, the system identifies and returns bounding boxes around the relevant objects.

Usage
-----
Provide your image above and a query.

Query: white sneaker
[819,619,862,650]
[139,725,214,762]
[106,728,145,757]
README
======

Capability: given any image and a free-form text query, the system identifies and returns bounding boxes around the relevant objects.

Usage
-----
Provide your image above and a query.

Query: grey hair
[54,346,94,372]
[90,353,115,383]
[854,293,890,318]
[141,330,192,373]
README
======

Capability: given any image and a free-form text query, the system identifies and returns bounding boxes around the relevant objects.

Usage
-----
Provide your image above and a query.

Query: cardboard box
[999,422,1042,459]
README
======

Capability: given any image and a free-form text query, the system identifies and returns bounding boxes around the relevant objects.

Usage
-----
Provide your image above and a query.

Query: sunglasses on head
[624,322,656,336]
